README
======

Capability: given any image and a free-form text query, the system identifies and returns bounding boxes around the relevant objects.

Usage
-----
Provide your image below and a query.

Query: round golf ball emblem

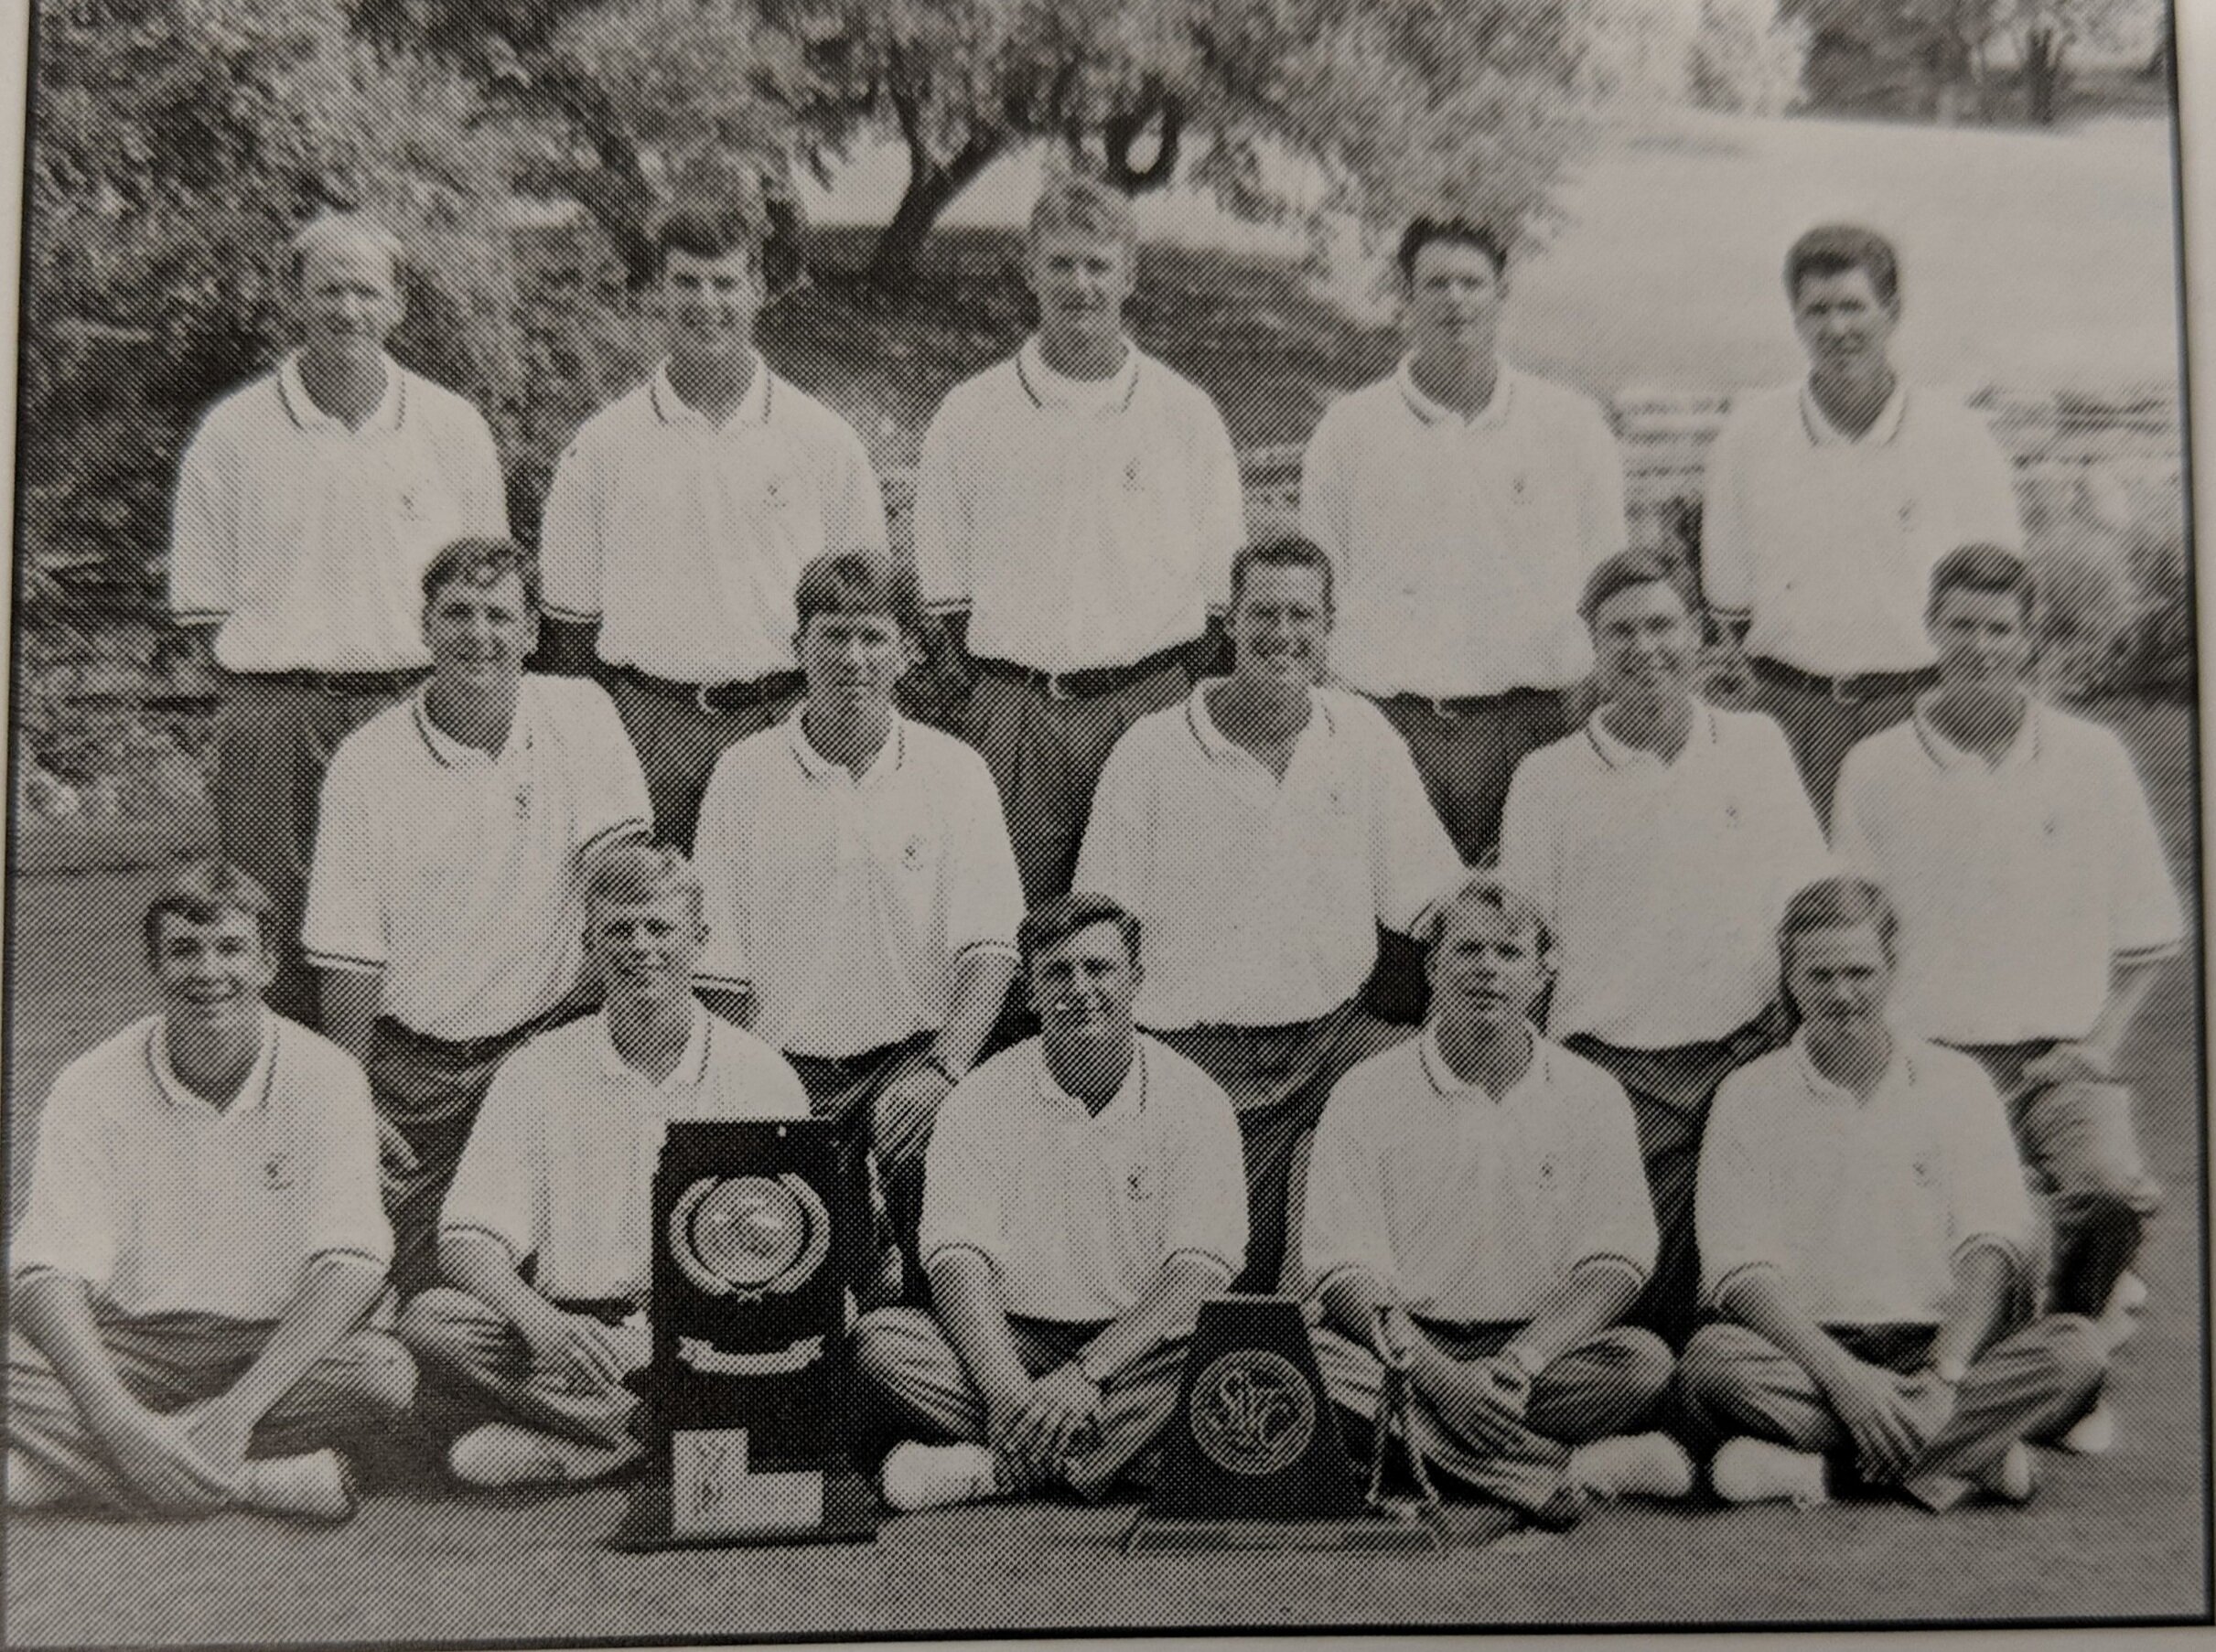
[669,1175,830,1300]
[1189,1348,1316,1476]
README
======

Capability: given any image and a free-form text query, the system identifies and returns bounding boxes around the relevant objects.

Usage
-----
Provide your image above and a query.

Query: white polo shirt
[1076,683,1463,1029]
[1303,1028,1656,1323]
[1298,360,1627,698]
[912,339,1249,673]
[304,675,651,1041]
[169,354,510,671]
[920,1037,1248,1323]
[539,358,888,682]
[440,1004,810,1303]
[1697,1033,2033,1326]
[693,710,1023,1059]
[11,1014,392,1320]
[1498,701,1828,1048]
[1702,381,2023,676]
[1832,698,2184,1045]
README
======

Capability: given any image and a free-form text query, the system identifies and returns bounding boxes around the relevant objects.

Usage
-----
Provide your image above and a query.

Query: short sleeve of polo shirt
[943,746,1025,961]
[820,421,890,558]
[1296,406,1355,584]
[10,1070,120,1293]
[1495,751,1562,930]
[1694,1068,1786,1308]
[1072,729,1152,919]
[1573,398,1630,574]
[1368,712,1465,935]
[1561,1071,1658,1286]
[567,682,653,860]
[1157,1057,1247,1281]
[690,750,754,993]
[169,410,240,627]
[1698,400,1757,618]
[2098,732,2185,961]
[911,401,971,610]
[1952,406,2025,551]
[1192,400,1249,611]
[538,426,608,626]
[917,1084,1006,1278]
[448,400,512,540]
[1931,1048,2034,1271]
[1300,1067,1396,1298]
[302,740,387,974]
[300,1049,394,1269]
[440,1048,546,1263]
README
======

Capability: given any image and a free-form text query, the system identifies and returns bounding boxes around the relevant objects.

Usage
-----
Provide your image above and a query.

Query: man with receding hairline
[170,211,510,1022]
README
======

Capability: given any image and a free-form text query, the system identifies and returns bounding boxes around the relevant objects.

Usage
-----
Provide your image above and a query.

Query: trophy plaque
[1123,1294,1446,1551]
[612,1119,877,1550]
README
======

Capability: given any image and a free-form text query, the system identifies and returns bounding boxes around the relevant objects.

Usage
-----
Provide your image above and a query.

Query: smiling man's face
[151,908,274,1036]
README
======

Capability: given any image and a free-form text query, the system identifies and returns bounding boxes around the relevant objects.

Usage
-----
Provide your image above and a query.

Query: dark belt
[555,1296,640,1325]
[234,667,429,696]
[1382,684,1561,724]
[372,1013,545,1068]
[611,662,803,716]
[1752,656,1938,706]
[973,640,1195,703]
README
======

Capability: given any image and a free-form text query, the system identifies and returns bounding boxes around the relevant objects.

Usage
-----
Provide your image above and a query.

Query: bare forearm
[1928,1247,2012,1378]
[1319,1273,1461,1400]
[935,952,1017,1077]
[320,970,382,1067]
[442,1232,564,1340]
[1078,1254,1226,1383]
[1723,1271,1857,1396]
[1511,1262,1643,1370]
[928,1252,1031,1411]
[222,1257,386,1424]
[15,1272,139,1419]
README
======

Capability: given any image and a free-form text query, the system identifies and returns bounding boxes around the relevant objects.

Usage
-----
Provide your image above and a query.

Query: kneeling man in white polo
[398,845,810,1487]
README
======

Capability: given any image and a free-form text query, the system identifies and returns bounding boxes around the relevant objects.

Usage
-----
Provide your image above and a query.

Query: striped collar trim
[1418,1022,1546,1102]
[1033,1037,1147,1123]
[146,1013,279,1116]
[596,1002,715,1089]
[1798,376,1908,448]
[1395,355,1513,430]
[1791,1025,1920,1105]
[784,704,907,784]
[651,354,774,429]
[277,352,406,434]
[1586,698,1717,771]
[1015,336,1141,413]
[412,682,532,770]
[1910,692,2043,773]
[1184,679,1332,767]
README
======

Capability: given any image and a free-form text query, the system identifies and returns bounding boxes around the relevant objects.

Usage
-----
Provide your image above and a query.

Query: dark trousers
[1750,659,1926,829]
[606,670,801,853]
[1376,688,1571,865]
[786,1034,937,1303]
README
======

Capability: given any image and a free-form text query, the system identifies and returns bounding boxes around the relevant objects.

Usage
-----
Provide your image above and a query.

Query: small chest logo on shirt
[764,474,794,511]
[264,1152,297,1191]
[1910,1156,1935,1187]
[1127,1164,1152,1201]
[1898,497,1919,529]
[902,834,929,870]
[514,781,533,819]
[1122,457,1144,493]
[1511,472,1530,503]
[1536,1158,1558,1187]
[1722,799,1741,828]
[394,488,425,521]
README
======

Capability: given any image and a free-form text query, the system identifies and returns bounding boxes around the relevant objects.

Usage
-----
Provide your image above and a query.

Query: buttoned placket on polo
[412,683,537,833]
[651,352,774,439]
[149,1011,280,1121]
[1036,1042,1155,1207]
[278,351,407,438]
[1395,356,1515,434]
[781,709,912,1045]
[1799,377,1909,448]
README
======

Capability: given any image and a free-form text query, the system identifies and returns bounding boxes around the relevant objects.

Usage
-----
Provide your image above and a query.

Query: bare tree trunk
[2023,27,2067,125]
[866,139,1002,289]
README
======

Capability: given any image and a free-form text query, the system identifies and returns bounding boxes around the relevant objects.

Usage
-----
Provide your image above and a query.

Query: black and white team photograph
[2,0,2209,1642]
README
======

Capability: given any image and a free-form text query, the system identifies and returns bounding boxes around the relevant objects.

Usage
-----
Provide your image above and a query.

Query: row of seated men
[7,528,2176,1525]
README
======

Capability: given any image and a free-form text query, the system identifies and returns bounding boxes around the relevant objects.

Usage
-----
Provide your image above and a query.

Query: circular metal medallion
[668,1175,830,1300]
[1188,1348,1316,1477]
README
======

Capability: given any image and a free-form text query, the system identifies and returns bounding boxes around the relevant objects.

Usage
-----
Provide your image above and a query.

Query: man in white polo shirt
[306,537,651,1294]
[1303,876,1692,1532]
[171,212,511,1022]
[1703,223,2024,821]
[540,181,888,850]
[1076,536,1460,1292]
[1499,550,1825,1344]
[913,177,1249,906]
[853,893,1247,1510]
[694,552,1024,1293]
[1299,216,1626,864]
[1834,545,2180,1448]
[1684,878,2109,1511]
[398,845,811,1486]
[9,863,410,1522]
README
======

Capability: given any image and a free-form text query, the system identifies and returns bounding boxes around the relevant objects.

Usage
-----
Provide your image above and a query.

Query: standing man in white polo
[540,181,888,850]
[693,552,1024,1293]
[1702,223,2024,822]
[170,213,511,1022]
[398,845,811,1487]
[1076,536,1461,1292]
[1299,216,1626,865]
[1834,545,2180,1450]
[1499,551,1825,1344]
[305,537,651,1295]
[853,894,1247,1511]
[9,863,411,1523]
[913,177,1250,906]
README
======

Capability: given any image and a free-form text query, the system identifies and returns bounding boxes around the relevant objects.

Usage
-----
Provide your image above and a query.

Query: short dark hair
[1928,542,2038,628]
[1577,548,1688,628]
[1425,874,1553,961]
[1017,891,1142,974]
[650,185,769,281]
[1784,223,1899,306]
[143,860,276,961]
[792,552,923,638]
[1777,875,1900,983]
[422,537,542,617]
[1396,217,1508,286]
[1228,537,1335,615]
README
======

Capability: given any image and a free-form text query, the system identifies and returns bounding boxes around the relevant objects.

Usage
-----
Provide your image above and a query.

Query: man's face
[587,888,706,1012]
[659,246,762,364]
[798,609,908,720]
[1229,562,1332,688]
[1404,240,1505,367]
[424,569,535,692]
[1026,228,1135,352]
[1791,266,1898,381]
[1427,902,1549,1037]
[1930,586,2035,700]
[151,909,274,1035]
[296,236,403,367]
[1027,921,1141,1060]
[1590,579,1695,712]
[1785,921,1894,1031]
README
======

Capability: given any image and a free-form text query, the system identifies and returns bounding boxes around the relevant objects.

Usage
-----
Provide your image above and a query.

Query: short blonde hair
[1425,873,1554,961]
[288,212,405,287]
[1027,176,1138,252]
[585,842,705,926]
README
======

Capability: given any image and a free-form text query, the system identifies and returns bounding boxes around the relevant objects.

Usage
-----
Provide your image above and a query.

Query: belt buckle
[1830,672,1865,706]
[1431,696,1462,724]
[1044,670,1075,703]
[695,681,727,717]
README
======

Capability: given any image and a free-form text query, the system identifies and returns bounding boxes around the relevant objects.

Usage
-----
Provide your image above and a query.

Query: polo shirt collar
[1034,1038,1146,1124]
[651,353,773,430]
[1910,692,2043,774]
[149,1011,277,1115]
[785,704,906,785]
[1587,697,1717,771]
[1016,336,1141,416]
[1799,376,1908,447]
[595,1001,715,1090]
[411,680,533,769]
[1396,356,1514,430]
[1418,1022,1545,1104]
[277,351,405,434]
[1791,1025,1919,1107]
[1185,679,1331,767]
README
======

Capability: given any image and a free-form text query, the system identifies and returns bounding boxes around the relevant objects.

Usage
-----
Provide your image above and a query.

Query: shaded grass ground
[2,700,2205,1643]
